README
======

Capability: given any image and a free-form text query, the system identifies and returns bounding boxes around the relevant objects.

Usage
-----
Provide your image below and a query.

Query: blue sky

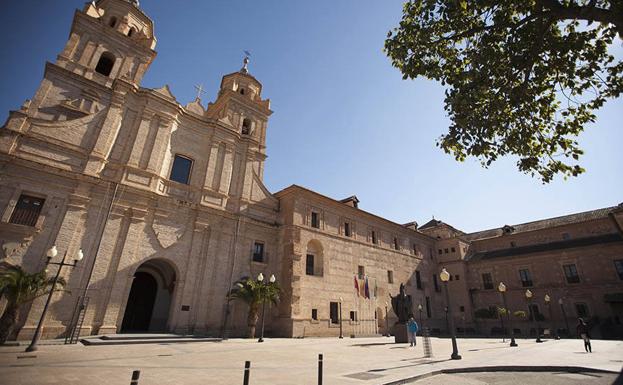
[1,1,621,233]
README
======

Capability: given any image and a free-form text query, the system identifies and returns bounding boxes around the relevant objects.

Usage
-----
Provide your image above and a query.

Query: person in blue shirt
[407,316,418,347]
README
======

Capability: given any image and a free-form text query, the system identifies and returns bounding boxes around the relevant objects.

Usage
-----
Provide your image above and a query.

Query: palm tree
[228,274,280,338]
[0,262,66,344]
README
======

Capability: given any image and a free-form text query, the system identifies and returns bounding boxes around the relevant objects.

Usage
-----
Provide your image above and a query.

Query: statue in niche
[390,283,413,324]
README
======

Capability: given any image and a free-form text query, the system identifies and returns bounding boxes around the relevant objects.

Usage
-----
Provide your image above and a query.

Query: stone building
[0,0,622,341]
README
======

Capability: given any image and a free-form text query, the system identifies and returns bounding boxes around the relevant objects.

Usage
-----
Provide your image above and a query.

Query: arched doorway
[121,259,176,333]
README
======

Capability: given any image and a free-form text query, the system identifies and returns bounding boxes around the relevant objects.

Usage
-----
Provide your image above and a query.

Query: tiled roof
[465,233,623,262]
[462,206,620,241]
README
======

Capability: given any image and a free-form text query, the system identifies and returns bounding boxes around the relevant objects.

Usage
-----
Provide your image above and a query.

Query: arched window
[127,27,136,37]
[241,118,252,135]
[239,88,245,95]
[109,17,117,28]
[305,240,324,276]
[95,52,115,77]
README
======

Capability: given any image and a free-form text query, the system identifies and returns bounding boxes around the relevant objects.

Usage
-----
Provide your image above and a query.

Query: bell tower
[206,55,273,180]
[26,0,157,120]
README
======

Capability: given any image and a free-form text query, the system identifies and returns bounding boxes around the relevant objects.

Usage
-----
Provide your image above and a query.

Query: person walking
[576,318,592,353]
[407,316,418,347]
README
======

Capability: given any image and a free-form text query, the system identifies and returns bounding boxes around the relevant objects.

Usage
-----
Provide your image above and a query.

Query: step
[100,334,211,341]
[81,336,221,346]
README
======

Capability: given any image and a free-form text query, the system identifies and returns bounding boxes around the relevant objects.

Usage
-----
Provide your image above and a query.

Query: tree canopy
[385,1,622,182]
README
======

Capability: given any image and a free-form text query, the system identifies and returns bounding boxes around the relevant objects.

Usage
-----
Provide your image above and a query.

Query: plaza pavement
[0,336,621,384]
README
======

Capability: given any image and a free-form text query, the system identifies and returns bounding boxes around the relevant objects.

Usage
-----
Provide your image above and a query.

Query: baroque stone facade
[1,0,622,341]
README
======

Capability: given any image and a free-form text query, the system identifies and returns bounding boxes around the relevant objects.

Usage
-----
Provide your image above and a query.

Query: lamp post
[444,306,449,334]
[440,268,461,360]
[384,302,390,337]
[26,246,83,352]
[498,282,517,347]
[559,298,570,337]
[525,289,542,343]
[418,304,423,331]
[338,297,343,339]
[257,273,274,343]
[544,294,558,340]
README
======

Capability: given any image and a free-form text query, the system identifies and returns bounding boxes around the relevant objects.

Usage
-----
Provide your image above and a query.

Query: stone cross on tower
[194,83,206,100]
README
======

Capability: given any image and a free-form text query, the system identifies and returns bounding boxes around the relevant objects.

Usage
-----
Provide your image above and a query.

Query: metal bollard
[130,370,140,385]
[243,361,251,385]
[318,354,323,385]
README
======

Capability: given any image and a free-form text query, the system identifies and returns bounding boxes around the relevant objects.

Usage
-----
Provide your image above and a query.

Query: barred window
[9,195,45,227]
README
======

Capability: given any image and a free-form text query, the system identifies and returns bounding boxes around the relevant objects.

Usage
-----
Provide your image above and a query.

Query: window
[169,155,193,184]
[444,248,449,253]
[329,302,338,324]
[387,270,394,284]
[350,311,357,321]
[575,303,589,318]
[451,247,456,253]
[240,88,245,95]
[311,309,318,321]
[393,237,399,250]
[563,264,580,283]
[459,306,465,312]
[127,27,136,37]
[425,296,431,318]
[9,194,45,227]
[433,274,440,292]
[614,260,623,280]
[454,275,460,281]
[510,241,516,247]
[519,269,533,287]
[415,270,422,290]
[438,249,442,255]
[252,242,264,263]
[109,16,117,28]
[306,254,315,276]
[482,273,494,290]
[358,265,365,279]
[413,244,417,255]
[371,230,377,245]
[344,222,351,237]
[242,118,251,135]
[95,52,115,77]
[311,211,320,228]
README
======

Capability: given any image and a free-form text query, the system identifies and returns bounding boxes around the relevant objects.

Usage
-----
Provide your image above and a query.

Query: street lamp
[257,273,273,343]
[384,301,390,337]
[440,268,461,360]
[498,282,517,347]
[525,289,542,343]
[338,297,344,339]
[25,246,83,352]
[558,298,570,337]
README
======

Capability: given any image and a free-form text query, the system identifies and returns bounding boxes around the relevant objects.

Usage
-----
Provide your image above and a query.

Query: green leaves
[385,1,622,182]
[0,262,66,306]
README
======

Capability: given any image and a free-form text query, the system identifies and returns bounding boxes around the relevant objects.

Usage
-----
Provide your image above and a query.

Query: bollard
[318,354,323,385]
[130,370,140,385]
[243,361,251,385]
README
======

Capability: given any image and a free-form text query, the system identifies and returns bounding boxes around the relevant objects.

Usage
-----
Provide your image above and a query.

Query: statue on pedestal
[389,283,413,343]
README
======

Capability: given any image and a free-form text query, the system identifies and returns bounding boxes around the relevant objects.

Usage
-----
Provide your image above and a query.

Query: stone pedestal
[391,323,408,343]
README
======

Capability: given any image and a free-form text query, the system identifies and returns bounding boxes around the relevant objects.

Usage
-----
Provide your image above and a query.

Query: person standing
[576,318,592,353]
[407,316,418,347]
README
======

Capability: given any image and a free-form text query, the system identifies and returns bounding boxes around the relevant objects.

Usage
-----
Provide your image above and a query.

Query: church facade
[1,0,622,341]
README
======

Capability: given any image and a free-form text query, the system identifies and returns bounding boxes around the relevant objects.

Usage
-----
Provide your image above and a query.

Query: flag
[354,275,359,296]
[373,279,378,299]
[364,276,370,299]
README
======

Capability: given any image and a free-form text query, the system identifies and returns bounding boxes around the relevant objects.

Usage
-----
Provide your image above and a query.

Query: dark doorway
[121,272,158,332]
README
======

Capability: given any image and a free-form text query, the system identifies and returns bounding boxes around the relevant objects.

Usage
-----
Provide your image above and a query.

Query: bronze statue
[390,283,413,324]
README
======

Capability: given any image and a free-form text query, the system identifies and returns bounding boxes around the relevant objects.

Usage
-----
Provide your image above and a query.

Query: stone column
[218,145,234,195]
